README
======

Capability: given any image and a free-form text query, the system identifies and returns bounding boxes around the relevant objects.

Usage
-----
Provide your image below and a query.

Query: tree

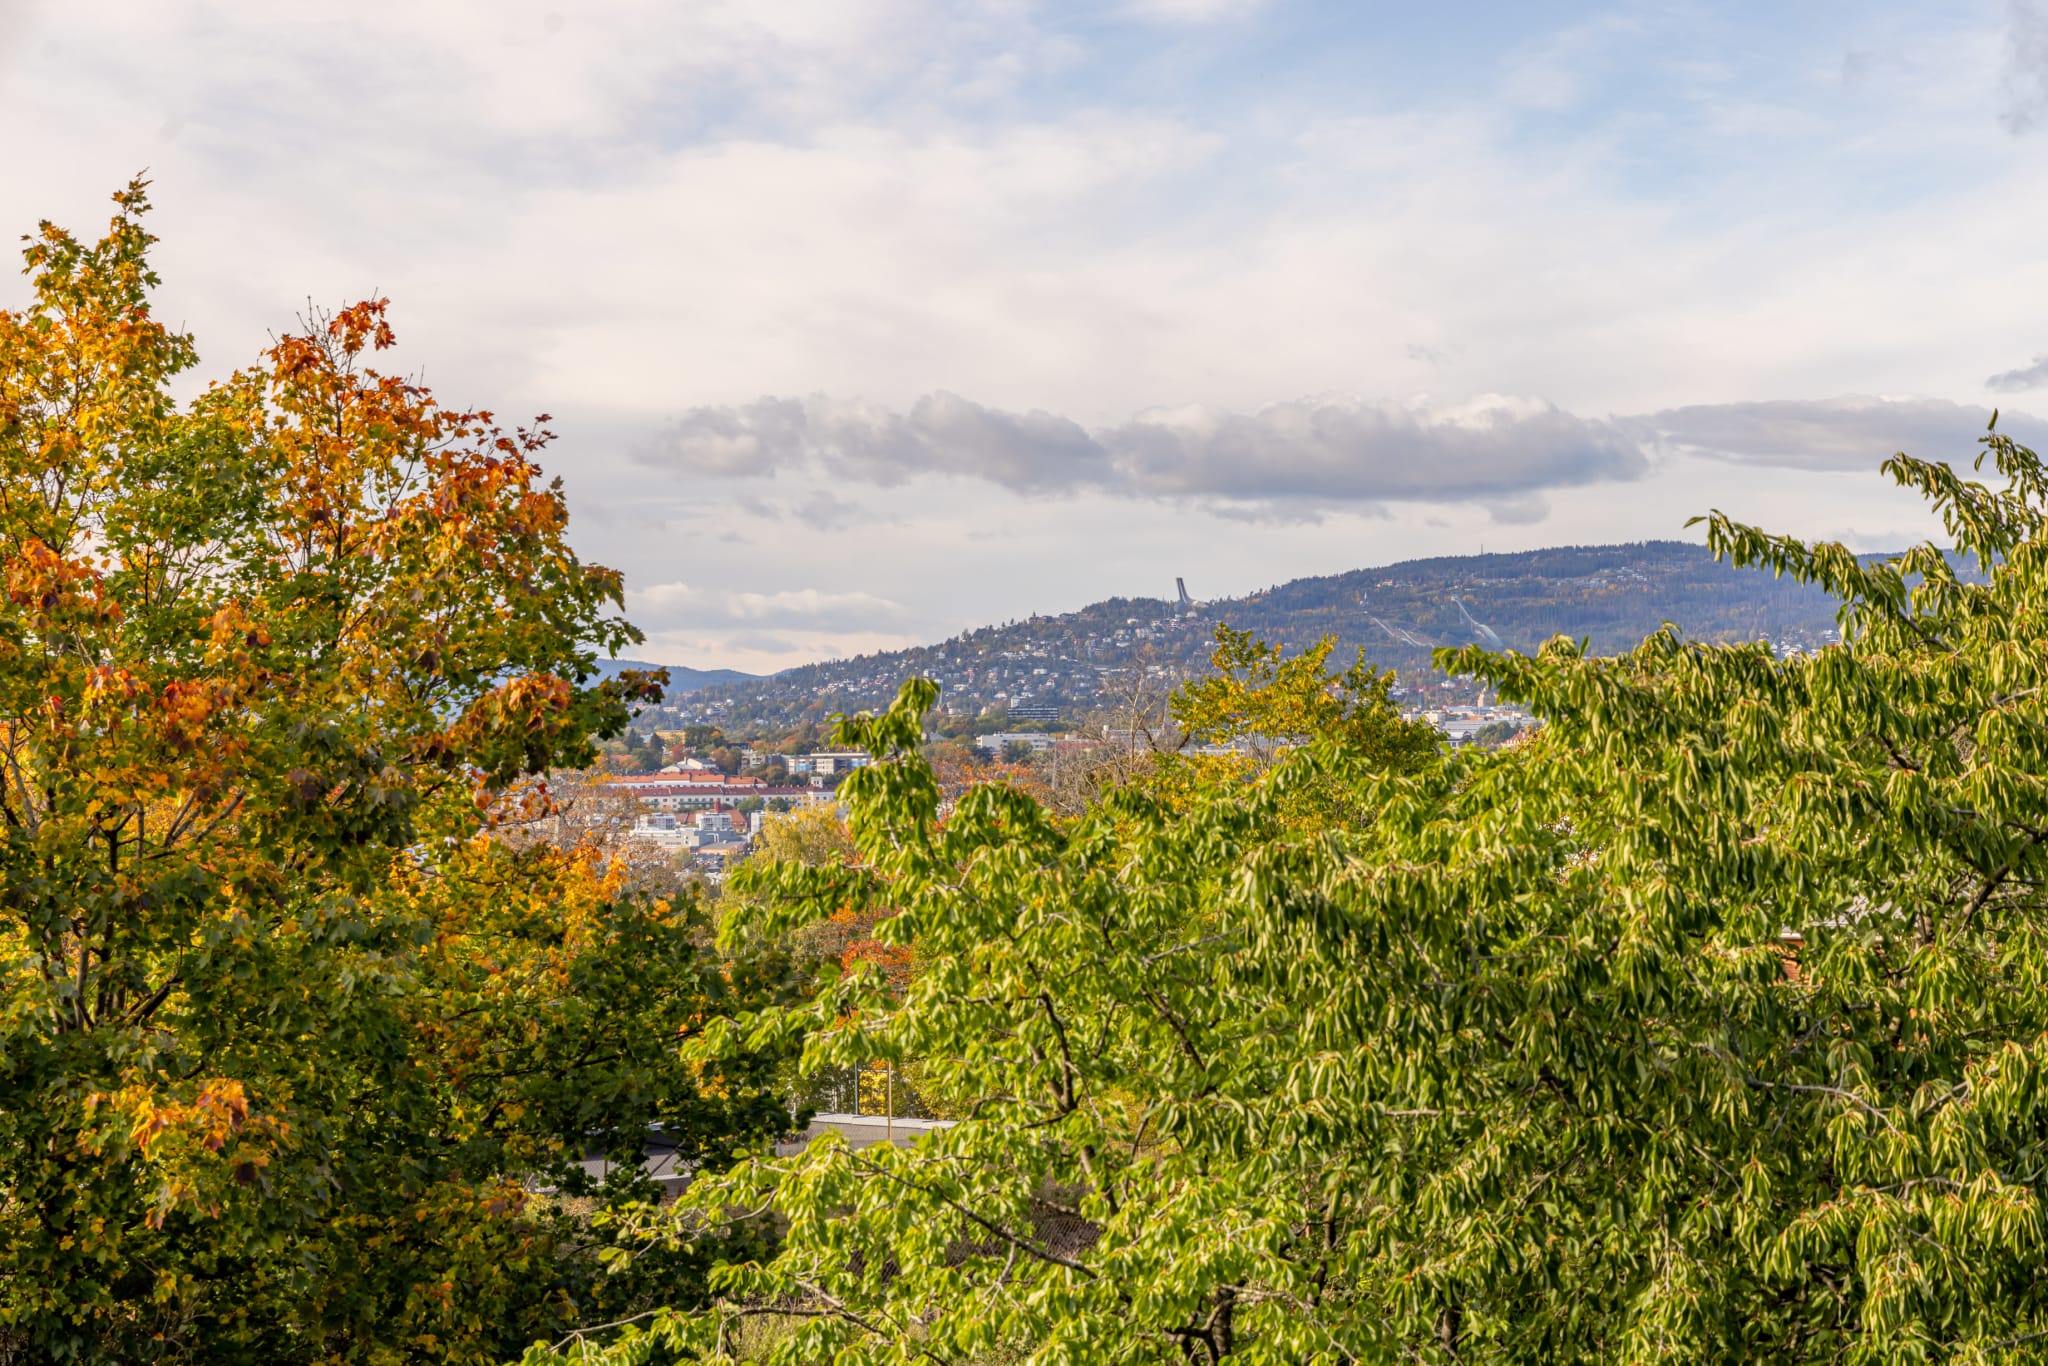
[0,184,797,1362]
[527,420,2048,1363]
[679,725,725,753]
[1466,718,1526,749]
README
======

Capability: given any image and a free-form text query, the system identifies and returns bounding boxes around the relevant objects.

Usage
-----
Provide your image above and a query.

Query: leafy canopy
[0,183,795,1363]
[532,419,2048,1364]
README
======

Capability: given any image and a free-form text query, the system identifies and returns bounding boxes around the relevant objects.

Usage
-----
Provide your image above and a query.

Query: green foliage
[521,417,2048,1363]
[0,186,797,1361]
[1175,626,1442,769]
[1467,719,1527,749]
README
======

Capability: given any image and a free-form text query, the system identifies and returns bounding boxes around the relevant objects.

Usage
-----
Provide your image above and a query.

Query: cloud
[727,588,904,628]
[1988,355,2048,391]
[722,634,800,657]
[626,580,699,611]
[1624,396,2045,470]
[2004,0,2048,133]
[1482,493,1551,525]
[645,391,1649,509]
[1122,0,1269,22]
[626,580,904,631]
[11,0,2039,683]
[1102,395,1644,502]
[647,391,2048,517]
[733,489,883,531]
[654,392,1109,493]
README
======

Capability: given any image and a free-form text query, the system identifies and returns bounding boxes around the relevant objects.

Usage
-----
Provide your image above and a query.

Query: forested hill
[1230,541,1847,661]
[663,540,1867,730]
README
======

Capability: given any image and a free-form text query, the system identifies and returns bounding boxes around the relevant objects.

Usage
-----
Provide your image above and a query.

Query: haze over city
[8,0,2048,670]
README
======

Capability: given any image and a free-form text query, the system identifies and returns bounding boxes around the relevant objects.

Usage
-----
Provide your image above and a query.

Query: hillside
[590,659,756,694]
[656,541,1863,731]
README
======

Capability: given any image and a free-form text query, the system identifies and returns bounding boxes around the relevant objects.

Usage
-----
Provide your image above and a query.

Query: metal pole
[886,1065,894,1145]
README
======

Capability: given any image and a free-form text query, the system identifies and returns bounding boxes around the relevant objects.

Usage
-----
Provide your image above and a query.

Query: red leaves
[329,297,396,354]
[5,538,119,626]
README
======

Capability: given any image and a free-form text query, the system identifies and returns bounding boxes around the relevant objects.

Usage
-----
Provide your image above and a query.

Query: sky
[5,1,2048,672]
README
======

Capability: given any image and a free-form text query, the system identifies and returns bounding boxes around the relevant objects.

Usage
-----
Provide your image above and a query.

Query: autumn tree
[0,184,797,1362]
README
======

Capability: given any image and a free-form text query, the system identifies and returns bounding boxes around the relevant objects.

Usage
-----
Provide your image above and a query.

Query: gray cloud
[1101,396,1643,501]
[645,391,1648,508]
[649,391,2048,512]
[2005,0,2048,134]
[656,393,1109,493]
[1482,492,1551,525]
[1988,355,2048,392]
[1624,396,2048,470]
[734,489,883,531]
[724,634,799,656]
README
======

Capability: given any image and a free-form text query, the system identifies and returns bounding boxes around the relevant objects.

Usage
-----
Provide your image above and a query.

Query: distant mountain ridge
[656,540,1881,730]
[589,658,756,695]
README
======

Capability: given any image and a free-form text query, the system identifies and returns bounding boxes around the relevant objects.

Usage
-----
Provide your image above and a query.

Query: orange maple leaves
[89,1076,288,1227]
[5,538,119,626]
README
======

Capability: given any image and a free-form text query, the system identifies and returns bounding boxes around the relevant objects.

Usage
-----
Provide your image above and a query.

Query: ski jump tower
[1175,577,1194,611]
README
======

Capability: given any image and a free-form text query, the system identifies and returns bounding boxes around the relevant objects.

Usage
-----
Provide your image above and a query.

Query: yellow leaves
[155,678,218,750]
[105,1076,255,1159]
[204,600,270,658]
[83,664,146,709]
[85,1076,287,1227]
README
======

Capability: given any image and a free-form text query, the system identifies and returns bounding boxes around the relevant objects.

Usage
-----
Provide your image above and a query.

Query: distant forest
[1223,539,1855,676]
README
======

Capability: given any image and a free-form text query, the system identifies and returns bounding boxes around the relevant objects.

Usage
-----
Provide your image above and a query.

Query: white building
[788,750,873,776]
[974,731,1058,755]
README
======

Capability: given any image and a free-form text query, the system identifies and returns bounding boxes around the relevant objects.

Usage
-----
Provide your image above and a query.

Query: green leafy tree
[525,418,2048,1363]
[1172,626,1440,769]
[1466,719,1526,749]
[0,185,796,1362]
[679,725,725,754]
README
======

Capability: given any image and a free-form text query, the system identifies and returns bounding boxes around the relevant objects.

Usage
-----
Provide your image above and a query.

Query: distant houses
[604,769,832,881]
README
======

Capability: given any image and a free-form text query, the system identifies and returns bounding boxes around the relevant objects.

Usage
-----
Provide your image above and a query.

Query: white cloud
[1122,0,1269,22]
[625,580,903,632]
[727,588,904,627]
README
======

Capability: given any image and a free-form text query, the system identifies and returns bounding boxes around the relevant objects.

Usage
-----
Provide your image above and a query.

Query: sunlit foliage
[531,421,2048,1363]
[0,184,795,1362]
